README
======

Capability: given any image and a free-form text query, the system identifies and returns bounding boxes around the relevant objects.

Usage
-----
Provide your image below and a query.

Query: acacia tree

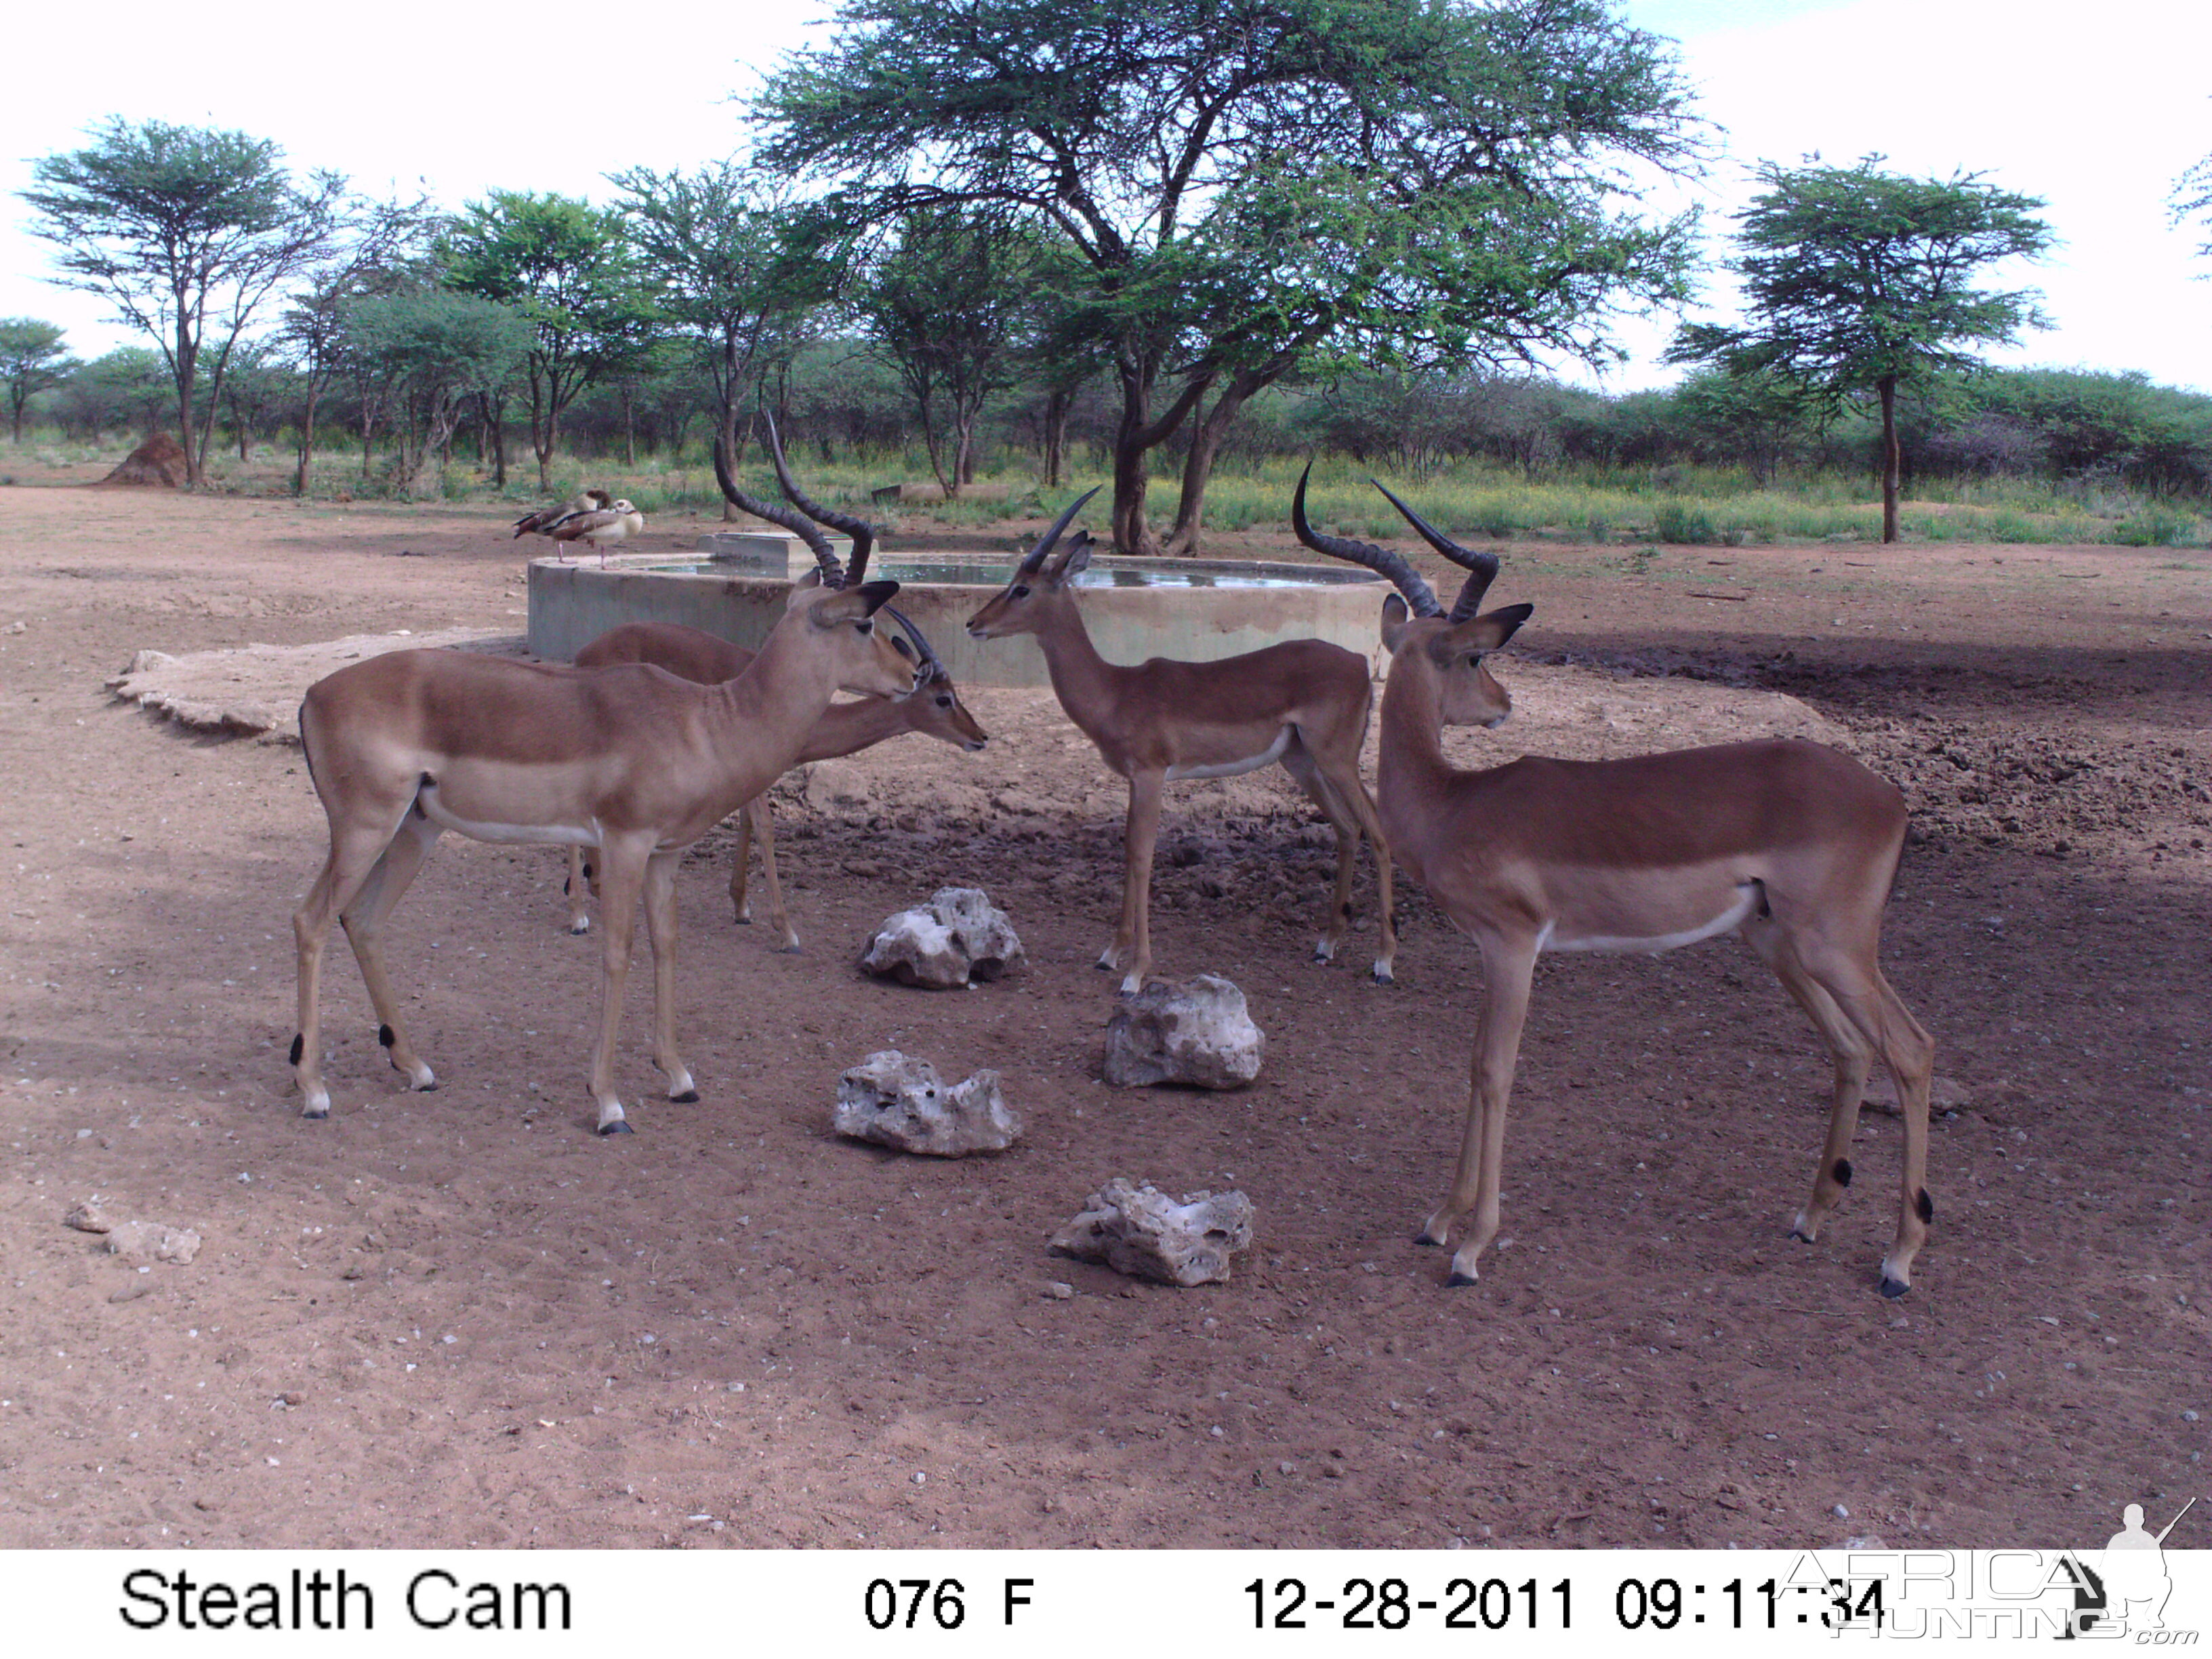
[0,319,80,443]
[341,290,532,495]
[855,209,1037,494]
[757,0,1702,554]
[19,119,348,485]
[276,194,437,494]
[1668,157,2051,543]
[2175,148,2212,264]
[442,192,656,491]
[607,163,832,515]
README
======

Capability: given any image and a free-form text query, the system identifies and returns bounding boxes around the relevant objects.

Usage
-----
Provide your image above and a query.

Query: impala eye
[936,695,953,708]
[1011,584,1030,598]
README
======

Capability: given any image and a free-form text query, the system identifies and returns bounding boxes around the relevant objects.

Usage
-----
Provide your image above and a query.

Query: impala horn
[1290,464,1441,617]
[712,426,844,587]
[1019,487,1101,575]
[1369,478,1500,621]
[765,411,880,588]
[883,605,945,683]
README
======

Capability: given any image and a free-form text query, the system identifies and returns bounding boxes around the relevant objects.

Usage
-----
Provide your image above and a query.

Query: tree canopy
[19,118,348,485]
[1668,155,2051,541]
[442,191,657,490]
[756,0,1705,552]
[0,319,80,443]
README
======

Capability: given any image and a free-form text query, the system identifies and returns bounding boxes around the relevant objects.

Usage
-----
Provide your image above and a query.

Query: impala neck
[798,692,915,764]
[1376,657,1460,846]
[703,613,850,789]
[1030,590,1122,733]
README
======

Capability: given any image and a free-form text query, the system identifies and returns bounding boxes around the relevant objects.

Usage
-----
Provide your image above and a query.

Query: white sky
[1,0,2207,393]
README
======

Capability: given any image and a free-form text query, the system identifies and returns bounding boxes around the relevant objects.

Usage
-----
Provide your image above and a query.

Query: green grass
[9,430,2206,549]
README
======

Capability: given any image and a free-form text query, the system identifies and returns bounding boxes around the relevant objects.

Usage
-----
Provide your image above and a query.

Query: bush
[1654,502,1718,544]
[2108,507,2202,548]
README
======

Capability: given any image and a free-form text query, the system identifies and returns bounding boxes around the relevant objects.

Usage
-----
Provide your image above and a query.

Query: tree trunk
[1042,387,1069,488]
[621,384,636,467]
[1878,375,1901,545]
[294,382,322,496]
[11,394,25,445]
[718,402,744,521]
[487,392,508,489]
[173,322,203,488]
[1162,373,1263,557]
[1108,352,1213,556]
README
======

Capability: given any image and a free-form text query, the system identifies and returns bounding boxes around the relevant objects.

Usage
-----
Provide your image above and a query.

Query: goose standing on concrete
[544,498,645,565]
[513,488,613,542]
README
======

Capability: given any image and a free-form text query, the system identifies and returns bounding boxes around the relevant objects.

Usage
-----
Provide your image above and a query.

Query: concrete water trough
[527,531,1389,689]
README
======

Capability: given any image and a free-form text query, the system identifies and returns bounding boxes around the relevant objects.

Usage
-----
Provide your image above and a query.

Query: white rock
[1049,1179,1255,1287]
[859,886,1024,989]
[1103,975,1264,1089]
[834,1051,1021,1155]
[104,1221,201,1265]
[62,1199,113,1234]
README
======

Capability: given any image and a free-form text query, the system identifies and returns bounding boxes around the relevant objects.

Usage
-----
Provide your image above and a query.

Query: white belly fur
[1164,727,1292,781]
[1540,882,1761,956]
[417,784,598,847]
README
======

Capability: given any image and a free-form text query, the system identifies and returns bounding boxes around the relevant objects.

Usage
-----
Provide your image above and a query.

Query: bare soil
[0,481,2206,1551]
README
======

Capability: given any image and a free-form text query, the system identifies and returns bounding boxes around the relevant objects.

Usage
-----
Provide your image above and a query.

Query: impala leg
[640,848,697,1103]
[1425,938,1537,1286]
[746,797,798,951]
[564,846,592,934]
[337,807,443,1093]
[1740,917,1874,1247]
[586,840,650,1135]
[1105,769,1164,994]
[729,800,754,924]
[1819,962,1936,1296]
[1767,924,1937,1294]
[292,807,412,1119]
[1341,772,1397,985]
[1282,745,1357,967]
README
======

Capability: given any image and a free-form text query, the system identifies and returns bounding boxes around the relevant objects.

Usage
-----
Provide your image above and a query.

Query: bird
[512,489,613,543]
[543,499,644,565]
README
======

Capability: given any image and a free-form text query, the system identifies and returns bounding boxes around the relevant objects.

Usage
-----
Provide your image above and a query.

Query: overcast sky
[2,0,2206,392]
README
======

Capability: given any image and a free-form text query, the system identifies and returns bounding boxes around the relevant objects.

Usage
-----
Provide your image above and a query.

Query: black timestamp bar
[1246,1576,1572,1631]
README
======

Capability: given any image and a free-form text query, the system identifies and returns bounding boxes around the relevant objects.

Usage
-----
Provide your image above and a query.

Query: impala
[1296,467,1936,1296]
[562,610,987,946]
[290,573,918,1134]
[965,491,1396,993]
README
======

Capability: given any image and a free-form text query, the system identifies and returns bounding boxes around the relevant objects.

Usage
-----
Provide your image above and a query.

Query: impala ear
[1461,602,1533,651]
[1379,592,1412,651]
[810,577,901,625]
[1048,531,1094,586]
[786,567,825,607]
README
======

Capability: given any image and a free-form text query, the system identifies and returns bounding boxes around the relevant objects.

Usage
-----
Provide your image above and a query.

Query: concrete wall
[528,556,1389,689]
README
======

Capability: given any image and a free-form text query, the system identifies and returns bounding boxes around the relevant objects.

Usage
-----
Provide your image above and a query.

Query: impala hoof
[301,1105,329,1122]
[671,1089,700,1104]
[414,1080,438,1094]
[1414,1229,1444,1248]
[597,1119,634,1136]
[733,913,752,926]
[1879,1275,1910,1298]
[1790,1227,1815,1244]
[1371,963,1395,985]
[568,919,590,936]
[1446,1271,1478,1288]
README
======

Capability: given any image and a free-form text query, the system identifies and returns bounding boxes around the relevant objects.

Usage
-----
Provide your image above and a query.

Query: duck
[544,499,644,565]
[512,489,613,540]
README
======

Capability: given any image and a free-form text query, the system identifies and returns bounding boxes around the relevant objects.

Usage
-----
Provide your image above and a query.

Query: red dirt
[0,483,2205,1550]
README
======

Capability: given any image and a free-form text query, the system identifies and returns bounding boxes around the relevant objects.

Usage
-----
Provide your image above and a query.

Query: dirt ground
[0,476,2205,1551]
